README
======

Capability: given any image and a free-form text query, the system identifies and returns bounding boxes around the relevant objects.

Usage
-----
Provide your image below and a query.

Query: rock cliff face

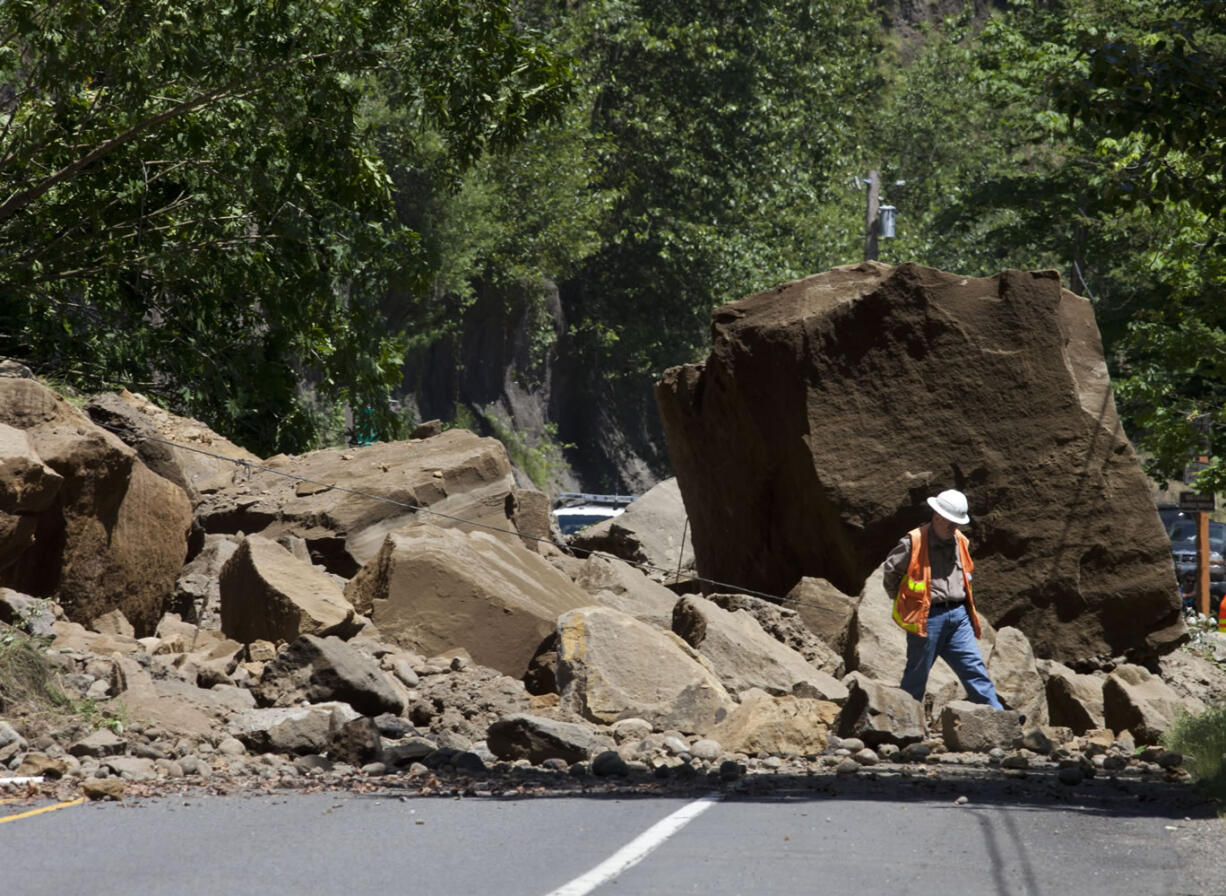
[656,262,1181,665]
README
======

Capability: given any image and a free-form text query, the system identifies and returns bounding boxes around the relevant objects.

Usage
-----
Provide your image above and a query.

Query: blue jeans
[901,602,1003,708]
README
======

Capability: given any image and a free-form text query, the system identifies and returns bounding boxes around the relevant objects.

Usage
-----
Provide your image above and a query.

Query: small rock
[835,758,860,775]
[1057,766,1084,786]
[853,748,878,766]
[216,737,246,756]
[592,750,630,777]
[877,743,901,760]
[82,778,125,801]
[68,729,125,759]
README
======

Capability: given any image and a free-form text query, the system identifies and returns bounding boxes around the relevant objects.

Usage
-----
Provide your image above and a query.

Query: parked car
[1169,519,1226,612]
[552,492,635,536]
[1157,504,1190,535]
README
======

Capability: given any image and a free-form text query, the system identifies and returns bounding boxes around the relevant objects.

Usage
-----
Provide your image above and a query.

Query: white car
[552,493,634,536]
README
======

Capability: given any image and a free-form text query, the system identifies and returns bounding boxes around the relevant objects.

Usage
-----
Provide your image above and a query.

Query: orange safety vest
[892,523,982,639]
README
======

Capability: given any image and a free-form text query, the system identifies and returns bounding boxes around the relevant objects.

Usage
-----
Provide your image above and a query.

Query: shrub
[1163,703,1226,804]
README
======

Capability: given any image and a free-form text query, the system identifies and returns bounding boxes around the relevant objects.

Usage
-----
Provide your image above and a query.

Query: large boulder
[1042,659,1106,734]
[219,534,359,645]
[83,390,259,503]
[572,552,679,629]
[569,478,695,582]
[671,595,847,702]
[252,634,405,717]
[195,428,535,577]
[344,522,593,678]
[0,378,192,634]
[1102,663,1190,745]
[655,261,1182,665]
[555,605,736,734]
[836,672,926,747]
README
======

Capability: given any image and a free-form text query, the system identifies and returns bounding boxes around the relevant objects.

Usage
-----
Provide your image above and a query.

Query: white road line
[545,793,722,896]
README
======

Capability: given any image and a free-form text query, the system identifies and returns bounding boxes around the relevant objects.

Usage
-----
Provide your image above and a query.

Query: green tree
[870,1,1226,493]
[0,0,569,454]
[558,0,881,379]
[1049,0,1226,491]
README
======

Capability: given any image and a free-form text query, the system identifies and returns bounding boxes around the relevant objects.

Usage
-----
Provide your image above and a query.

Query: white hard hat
[927,489,970,526]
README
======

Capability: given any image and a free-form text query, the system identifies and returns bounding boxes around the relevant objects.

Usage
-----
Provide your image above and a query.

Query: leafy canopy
[0,0,569,454]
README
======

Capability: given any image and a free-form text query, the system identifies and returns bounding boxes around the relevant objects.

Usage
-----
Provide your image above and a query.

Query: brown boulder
[195,428,532,577]
[83,390,259,503]
[0,379,191,634]
[705,694,840,756]
[219,534,359,645]
[656,261,1180,664]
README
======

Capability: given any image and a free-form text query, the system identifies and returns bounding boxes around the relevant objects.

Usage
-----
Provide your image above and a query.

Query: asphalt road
[2,770,1222,896]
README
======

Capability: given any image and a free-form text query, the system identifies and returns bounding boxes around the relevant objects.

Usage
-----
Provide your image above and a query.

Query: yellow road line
[0,798,86,823]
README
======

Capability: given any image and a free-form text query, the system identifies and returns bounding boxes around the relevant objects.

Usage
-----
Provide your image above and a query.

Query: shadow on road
[346,762,1222,822]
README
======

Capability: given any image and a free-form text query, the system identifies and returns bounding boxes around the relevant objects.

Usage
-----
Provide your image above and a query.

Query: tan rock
[82,778,125,801]
[788,577,858,661]
[219,534,358,645]
[1103,663,1193,745]
[672,595,847,702]
[1042,659,1106,735]
[83,390,259,502]
[196,429,520,577]
[570,478,694,582]
[556,605,736,734]
[573,552,678,629]
[836,672,926,747]
[988,626,1049,725]
[90,609,136,638]
[706,693,840,756]
[345,522,592,678]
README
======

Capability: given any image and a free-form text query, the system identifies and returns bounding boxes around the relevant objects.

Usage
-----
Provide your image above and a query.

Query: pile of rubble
[0,377,1223,803]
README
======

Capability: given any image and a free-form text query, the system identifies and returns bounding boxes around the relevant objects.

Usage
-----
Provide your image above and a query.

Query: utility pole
[863,170,880,262]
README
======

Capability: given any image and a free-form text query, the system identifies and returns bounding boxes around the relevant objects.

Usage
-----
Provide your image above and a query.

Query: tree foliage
[555,0,880,379]
[0,0,569,454]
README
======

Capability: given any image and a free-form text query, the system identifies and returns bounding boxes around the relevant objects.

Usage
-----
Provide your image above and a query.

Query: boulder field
[0,264,1220,801]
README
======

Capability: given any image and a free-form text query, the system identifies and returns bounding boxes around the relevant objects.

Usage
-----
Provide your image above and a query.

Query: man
[882,488,1003,708]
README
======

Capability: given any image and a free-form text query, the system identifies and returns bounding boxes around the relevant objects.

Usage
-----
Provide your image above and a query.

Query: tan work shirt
[882,530,968,605]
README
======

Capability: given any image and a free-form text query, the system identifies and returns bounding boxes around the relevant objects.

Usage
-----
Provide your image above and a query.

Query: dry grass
[1163,703,1226,807]
[0,626,100,742]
